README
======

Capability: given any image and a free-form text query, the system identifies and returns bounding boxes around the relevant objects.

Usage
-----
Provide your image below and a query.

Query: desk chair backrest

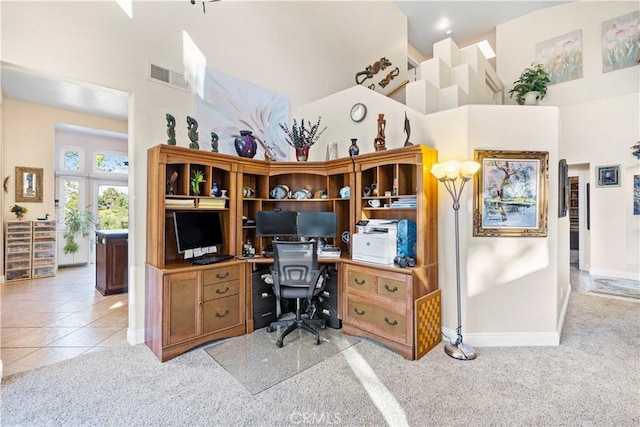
[272,241,321,301]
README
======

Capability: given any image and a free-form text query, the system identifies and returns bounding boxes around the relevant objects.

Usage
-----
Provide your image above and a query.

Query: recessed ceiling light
[436,18,450,31]
[445,29,453,35]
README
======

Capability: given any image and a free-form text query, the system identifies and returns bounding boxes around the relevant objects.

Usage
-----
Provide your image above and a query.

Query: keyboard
[192,254,234,265]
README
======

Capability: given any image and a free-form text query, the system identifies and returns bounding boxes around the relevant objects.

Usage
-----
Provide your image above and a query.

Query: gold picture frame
[15,166,43,203]
[473,150,549,237]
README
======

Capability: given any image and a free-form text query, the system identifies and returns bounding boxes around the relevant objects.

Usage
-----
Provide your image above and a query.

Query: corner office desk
[244,255,441,361]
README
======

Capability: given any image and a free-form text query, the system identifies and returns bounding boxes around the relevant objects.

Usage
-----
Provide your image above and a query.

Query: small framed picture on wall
[596,165,620,187]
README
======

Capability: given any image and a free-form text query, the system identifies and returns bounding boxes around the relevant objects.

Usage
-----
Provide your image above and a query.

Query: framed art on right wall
[596,164,620,187]
[473,150,549,237]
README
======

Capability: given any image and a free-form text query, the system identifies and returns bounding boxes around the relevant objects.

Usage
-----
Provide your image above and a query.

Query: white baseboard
[557,284,572,339]
[442,328,560,347]
[127,327,145,345]
[589,268,640,281]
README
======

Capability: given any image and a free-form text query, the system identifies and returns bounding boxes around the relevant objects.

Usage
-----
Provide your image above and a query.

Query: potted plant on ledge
[509,63,551,105]
[63,208,96,255]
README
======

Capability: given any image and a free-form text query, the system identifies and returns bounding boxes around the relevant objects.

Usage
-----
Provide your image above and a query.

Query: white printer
[352,220,398,265]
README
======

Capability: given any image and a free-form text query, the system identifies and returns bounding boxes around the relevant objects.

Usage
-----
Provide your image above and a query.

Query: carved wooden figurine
[186,116,199,149]
[374,113,387,151]
[166,114,176,146]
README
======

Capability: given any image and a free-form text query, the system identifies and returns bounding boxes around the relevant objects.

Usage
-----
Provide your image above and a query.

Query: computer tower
[316,266,341,329]
[252,269,277,329]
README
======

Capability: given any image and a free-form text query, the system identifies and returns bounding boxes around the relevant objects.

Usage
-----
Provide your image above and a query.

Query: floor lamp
[431,159,481,361]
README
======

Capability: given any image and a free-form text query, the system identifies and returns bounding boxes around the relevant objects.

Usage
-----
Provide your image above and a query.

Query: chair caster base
[314,337,320,345]
[276,340,283,348]
[266,326,274,333]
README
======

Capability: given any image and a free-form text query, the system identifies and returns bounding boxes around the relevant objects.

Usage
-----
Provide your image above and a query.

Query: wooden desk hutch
[145,144,441,362]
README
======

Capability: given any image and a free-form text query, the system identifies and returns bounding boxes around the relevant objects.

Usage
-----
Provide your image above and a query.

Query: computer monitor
[255,210,298,237]
[173,211,224,253]
[296,211,337,238]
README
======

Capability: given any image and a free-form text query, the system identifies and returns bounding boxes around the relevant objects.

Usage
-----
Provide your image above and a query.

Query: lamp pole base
[444,342,478,360]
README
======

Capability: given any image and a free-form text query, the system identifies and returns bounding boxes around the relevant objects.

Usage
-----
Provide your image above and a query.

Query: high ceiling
[395,1,570,57]
[2,1,571,121]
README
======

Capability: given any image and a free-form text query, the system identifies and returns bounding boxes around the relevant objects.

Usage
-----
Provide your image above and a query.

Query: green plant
[10,204,28,218]
[508,63,551,105]
[191,170,206,194]
[63,208,96,254]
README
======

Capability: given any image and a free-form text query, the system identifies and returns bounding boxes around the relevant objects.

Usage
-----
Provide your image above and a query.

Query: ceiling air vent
[149,63,189,91]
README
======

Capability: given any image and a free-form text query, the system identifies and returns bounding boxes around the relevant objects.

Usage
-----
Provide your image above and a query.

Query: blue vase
[349,138,359,156]
[234,130,258,158]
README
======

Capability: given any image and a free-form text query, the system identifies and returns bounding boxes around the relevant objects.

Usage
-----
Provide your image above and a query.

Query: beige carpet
[1,293,638,426]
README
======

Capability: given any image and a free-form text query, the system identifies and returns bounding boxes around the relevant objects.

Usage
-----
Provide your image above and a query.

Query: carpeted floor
[1,293,638,426]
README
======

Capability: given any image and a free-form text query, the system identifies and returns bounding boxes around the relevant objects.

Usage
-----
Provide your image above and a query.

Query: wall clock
[350,103,367,122]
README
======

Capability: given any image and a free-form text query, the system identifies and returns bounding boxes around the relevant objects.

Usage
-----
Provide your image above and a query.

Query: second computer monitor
[256,211,298,237]
[296,211,337,238]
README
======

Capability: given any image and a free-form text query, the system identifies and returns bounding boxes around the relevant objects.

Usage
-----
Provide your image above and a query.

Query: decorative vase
[523,91,540,105]
[349,138,359,156]
[295,146,309,162]
[234,130,258,158]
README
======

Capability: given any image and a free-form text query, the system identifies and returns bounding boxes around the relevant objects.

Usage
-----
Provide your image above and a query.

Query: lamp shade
[430,163,447,179]
[443,160,461,180]
[460,161,480,178]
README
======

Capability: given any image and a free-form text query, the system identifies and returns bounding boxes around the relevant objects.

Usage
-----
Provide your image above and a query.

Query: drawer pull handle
[216,272,230,279]
[215,310,229,318]
[354,278,366,286]
[215,286,230,294]
[384,317,398,326]
[353,307,366,316]
[384,284,399,293]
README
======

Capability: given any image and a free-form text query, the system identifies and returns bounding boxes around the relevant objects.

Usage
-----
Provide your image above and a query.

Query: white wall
[497,1,640,280]
[1,1,409,343]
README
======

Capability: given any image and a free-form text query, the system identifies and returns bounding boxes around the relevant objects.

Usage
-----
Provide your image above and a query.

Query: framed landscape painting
[473,150,549,237]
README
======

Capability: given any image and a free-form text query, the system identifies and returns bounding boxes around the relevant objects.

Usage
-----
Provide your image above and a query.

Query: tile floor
[1,264,128,378]
[0,262,622,379]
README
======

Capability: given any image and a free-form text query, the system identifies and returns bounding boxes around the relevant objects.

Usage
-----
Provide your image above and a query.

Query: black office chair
[266,241,327,347]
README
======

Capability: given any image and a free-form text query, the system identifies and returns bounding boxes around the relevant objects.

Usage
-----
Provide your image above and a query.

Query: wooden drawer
[346,297,407,342]
[203,265,240,285]
[203,295,240,334]
[377,276,407,300]
[203,280,239,301]
[347,269,374,293]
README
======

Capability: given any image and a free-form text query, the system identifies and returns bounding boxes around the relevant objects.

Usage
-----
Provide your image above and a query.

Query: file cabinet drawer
[203,280,239,301]
[347,269,373,293]
[377,276,407,300]
[203,295,240,334]
[203,265,239,285]
[346,298,407,342]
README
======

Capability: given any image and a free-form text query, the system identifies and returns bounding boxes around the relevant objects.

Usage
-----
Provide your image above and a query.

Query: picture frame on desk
[15,166,43,203]
[473,149,549,237]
